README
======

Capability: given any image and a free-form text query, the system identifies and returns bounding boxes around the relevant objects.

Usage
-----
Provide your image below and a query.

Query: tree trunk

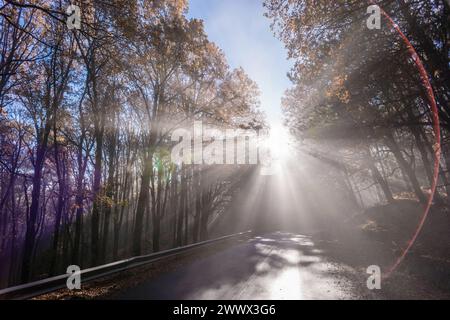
[21,131,49,283]
[175,165,186,247]
[366,149,394,203]
[49,141,66,276]
[101,115,117,263]
[132,155,152,256]
[91,127,104,266]
[385,134,427,204]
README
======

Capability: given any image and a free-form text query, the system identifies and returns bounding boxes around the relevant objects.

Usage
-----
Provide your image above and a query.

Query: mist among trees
[0,0,449,293]
[0,0,263,287]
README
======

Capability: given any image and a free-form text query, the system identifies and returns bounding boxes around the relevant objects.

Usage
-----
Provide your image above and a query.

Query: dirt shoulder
[311,200,450,299]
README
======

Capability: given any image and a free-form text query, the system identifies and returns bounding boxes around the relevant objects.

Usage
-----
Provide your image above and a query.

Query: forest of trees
[1,0,449,291]
[0,0,264,288]
[264,0,449,211]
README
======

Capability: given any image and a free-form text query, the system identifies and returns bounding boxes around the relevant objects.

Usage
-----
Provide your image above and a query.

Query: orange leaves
[326,75,350,104]
[0,107,7,118]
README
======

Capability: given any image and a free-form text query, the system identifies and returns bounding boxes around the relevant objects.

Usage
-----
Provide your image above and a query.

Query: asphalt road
[116,232,366,299]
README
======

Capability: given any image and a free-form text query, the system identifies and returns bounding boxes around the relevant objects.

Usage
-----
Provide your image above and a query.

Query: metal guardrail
[0,230,252,300]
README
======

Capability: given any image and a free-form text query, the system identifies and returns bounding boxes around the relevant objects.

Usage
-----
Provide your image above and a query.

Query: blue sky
[187,0,293,127]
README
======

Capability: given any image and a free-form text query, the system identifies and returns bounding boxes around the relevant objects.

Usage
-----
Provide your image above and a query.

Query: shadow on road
[115,232,361,300]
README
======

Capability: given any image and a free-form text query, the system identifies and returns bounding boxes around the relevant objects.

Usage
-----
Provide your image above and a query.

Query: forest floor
[311,199,450,299]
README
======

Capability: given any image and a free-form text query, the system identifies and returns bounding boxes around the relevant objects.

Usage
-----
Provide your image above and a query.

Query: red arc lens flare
[368,0,441,279]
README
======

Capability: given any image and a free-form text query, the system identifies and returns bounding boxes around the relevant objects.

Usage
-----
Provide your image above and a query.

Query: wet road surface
[116,232,365,300]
